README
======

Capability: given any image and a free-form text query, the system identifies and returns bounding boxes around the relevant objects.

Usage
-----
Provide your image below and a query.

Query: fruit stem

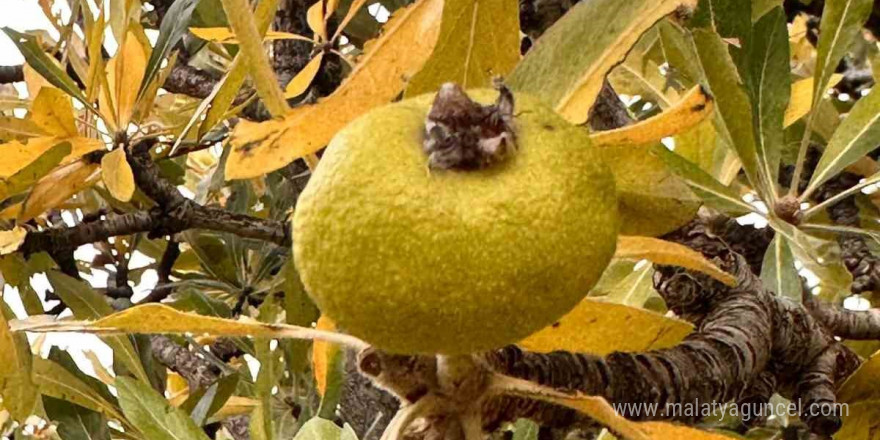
[423,81,518,171]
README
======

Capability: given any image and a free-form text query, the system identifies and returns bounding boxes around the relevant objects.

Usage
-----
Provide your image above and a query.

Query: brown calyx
[774,195,803,225]
[423,81,517,171]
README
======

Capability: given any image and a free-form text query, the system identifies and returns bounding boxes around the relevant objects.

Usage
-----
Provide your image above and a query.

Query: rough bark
[0,65,24,84]
[479,216,862,436]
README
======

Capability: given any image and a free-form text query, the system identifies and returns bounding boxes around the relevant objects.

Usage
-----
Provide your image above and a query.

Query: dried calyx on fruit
[423,81,517,170]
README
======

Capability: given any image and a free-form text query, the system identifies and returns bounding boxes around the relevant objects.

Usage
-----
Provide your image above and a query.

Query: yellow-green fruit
[293,88,619,354]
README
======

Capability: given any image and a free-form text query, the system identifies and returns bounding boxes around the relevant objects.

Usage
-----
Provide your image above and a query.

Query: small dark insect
[423,79,517,171]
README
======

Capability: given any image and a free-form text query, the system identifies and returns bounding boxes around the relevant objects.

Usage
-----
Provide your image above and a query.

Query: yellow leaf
[198,0,281,138]
[836,400,880,440]
[838,349,880,404]
[213,396,259,419]
[85,8,107,102]
[405,0,520,96]
[639,422,735,439]
[312,316,337,396]
[615,236,738,286]
[189,27,312,44]
[11,303,368,349]
[590,86,714,147]
[101,31,147,127]
[23,63,51,99]
[29,88,78,137]
[0,139,56,178]
[83,350,116,385]
[508,0,697,124]
[100,148,135,202]
[220,0,290,117]
[326,0,341,18]
[285,52,324,99]
[0,136,102,182]
[518,298,693,354]
[491,376,731,440]
[18,159,101,222]
[598,143,700,237]
[65,136,105,161]
[307,1,327,40]
[0,203,21,220]
[0,117,50,140]
[0,226,26,255]
[783,74,843,128]
[226,0,443,179]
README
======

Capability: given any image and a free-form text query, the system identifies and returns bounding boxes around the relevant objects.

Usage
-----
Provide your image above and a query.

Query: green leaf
[512,419,540,440]
[254,296,284,440]
[507,0,696,124]
[0,302,41,420]
[746,7,789,190]
[807,87,880,193]
[33,358,126,422]
[46,347,118,409]
[292,418,358,440]
[43,396,110,440]
[760,236,800,302]
[116,376,211,440]
[283,258,319,375]
[140,0,200,98]
[46,271,151,384]
[768,217,853,298]
[602,264,655,307]
[180,374,239,426]
[1,28,88,104]
[692,28,771,197]
[404,0,520,96]
[812,0,872,116]
[657,20,704,86]
[752,0,783,21]
[690,0,752,76]
[653,145,754,215]
[317,347,345,420]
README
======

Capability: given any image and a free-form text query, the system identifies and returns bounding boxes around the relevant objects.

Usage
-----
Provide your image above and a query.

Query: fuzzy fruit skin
[293,89,619,355]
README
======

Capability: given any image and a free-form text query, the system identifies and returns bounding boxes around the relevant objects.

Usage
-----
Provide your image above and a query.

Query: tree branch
[479,215,861,436]
[0,65,24,84]
[21,141,290,265]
